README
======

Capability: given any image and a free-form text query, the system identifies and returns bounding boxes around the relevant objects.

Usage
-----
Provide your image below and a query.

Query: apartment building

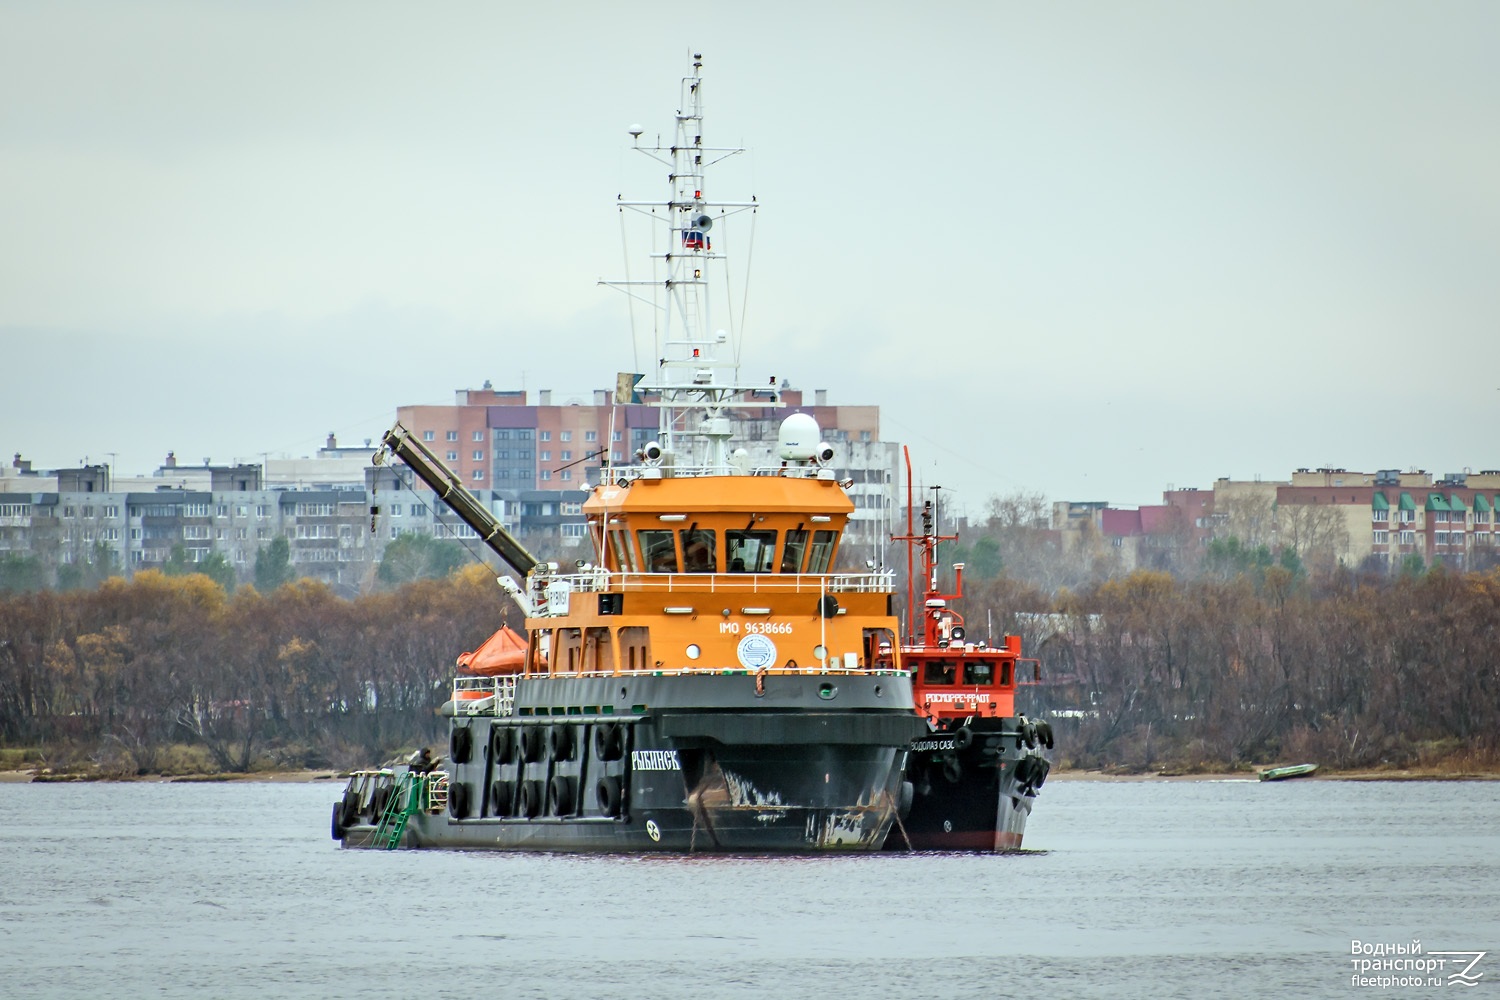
[1279,467,1500,569]
[0,457,383,593]
[1,378,901,593]
[395,383,900,555]
[1057,466,1500,572]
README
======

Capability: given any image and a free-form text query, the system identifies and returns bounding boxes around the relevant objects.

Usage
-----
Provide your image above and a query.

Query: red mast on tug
[892,452,962,648]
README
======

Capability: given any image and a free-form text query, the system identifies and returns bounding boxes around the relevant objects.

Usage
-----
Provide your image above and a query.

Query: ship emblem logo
[736,634,778,670]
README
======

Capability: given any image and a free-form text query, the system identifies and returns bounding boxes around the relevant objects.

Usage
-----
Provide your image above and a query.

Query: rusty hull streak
[684,763,897,848]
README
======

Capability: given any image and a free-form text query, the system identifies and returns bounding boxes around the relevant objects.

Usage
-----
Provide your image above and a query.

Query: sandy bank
[1047,767,1500,782]
[0,769,345,784]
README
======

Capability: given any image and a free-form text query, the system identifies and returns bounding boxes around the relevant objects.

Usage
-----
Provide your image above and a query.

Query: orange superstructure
[516,471,901,680]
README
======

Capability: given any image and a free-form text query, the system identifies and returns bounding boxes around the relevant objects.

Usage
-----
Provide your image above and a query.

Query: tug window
[923,661,957,685]
[781,529,809,573]
[680,529,716,573]
[639,529,677,573]
[806,529,838,573]
[963,662,994,686]
[727,530,777,572]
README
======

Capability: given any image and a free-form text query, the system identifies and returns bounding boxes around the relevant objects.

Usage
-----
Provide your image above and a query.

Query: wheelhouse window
[781,529,809,573]
[608,527,639,572]
[806,529,839,573]
[922,661,956,685]
[638,529,677,572]
[726,529,776,572]
[963,662,994,686]
[680,529,716,573]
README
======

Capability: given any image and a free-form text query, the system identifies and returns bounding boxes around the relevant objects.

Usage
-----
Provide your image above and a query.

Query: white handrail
[547,569,895,595]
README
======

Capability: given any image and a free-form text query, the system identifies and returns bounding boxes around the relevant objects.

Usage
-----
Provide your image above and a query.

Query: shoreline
[1045,768,1500,782]
[4,766,1497,784]
[0,768,344,784]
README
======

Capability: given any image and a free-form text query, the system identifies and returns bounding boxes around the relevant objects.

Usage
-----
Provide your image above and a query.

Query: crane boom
[376,423,538,577]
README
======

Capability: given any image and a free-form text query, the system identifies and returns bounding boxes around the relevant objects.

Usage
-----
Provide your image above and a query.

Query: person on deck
[409,748,436,774]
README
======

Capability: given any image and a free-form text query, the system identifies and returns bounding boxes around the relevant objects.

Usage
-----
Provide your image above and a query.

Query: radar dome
[778,413,822,462]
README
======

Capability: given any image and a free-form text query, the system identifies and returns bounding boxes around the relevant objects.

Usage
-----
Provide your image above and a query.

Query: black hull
[888,718,1050,852]
[334,672,927,853]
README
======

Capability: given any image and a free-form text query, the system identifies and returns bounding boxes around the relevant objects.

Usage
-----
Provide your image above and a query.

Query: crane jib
[379,425,539,577]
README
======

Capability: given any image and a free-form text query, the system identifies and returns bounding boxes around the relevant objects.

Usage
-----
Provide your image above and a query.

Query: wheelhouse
[907,636,1022,722]
[486,473,903,683]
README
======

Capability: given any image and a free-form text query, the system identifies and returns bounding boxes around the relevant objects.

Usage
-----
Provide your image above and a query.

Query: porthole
[686,644,701,659]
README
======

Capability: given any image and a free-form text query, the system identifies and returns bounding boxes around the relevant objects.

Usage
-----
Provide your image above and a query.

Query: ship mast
[893,446,962,646]
[602,53,771,473]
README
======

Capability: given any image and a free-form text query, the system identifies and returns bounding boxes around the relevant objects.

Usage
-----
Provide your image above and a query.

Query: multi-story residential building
[1056,466,1500,573]
[4,379,900,592]
[1279,467,1500,569]
[2,454,390,594]
[395,383,900,556]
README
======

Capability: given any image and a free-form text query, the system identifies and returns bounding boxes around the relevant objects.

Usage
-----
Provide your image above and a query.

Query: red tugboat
[889,453,1053,851]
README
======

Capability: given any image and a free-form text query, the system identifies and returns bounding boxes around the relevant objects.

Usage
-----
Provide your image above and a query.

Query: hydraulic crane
[374,423,538,578]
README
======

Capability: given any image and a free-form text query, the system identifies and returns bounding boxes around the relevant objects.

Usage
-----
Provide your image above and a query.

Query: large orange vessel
[333,56,930,852]
[332,55,1053,854]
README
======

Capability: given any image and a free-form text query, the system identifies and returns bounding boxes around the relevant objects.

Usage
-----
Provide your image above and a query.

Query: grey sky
[3,1,1497,510]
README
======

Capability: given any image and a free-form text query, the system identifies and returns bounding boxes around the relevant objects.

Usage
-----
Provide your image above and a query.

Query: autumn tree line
[1,490,1497,775]
[968,566,1500,772]
[0,565,511,775]
[938,493,1499,771]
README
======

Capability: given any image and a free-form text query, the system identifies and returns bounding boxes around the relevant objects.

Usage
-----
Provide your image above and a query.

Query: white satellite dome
[777,413,822,462]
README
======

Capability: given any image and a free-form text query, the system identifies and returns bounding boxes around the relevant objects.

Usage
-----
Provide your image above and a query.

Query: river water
[1,777,1495,999]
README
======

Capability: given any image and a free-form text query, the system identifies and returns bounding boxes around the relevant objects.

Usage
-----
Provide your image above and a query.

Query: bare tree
[1277,501,1350,572]
[1213,491,1278,549]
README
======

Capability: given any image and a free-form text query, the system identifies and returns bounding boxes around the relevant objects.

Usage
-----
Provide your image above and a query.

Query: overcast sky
[3,1,1497,510]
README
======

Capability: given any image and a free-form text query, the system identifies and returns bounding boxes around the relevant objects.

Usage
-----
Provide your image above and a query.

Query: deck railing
[446,666,906,716]
[548,569,895,596]
[452,675,516,716]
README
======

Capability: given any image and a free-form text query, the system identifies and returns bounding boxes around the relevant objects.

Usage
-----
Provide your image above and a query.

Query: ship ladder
[373,773,423,850]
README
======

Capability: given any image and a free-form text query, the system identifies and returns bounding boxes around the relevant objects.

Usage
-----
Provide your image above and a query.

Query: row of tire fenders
[447,720,631,821]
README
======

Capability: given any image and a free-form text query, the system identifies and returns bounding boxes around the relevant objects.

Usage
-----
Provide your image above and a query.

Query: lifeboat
[457,625,527,676]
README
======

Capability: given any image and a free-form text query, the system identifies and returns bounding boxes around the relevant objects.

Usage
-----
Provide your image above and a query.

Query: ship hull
[335,672,926,853]
[889,718,1049,852]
